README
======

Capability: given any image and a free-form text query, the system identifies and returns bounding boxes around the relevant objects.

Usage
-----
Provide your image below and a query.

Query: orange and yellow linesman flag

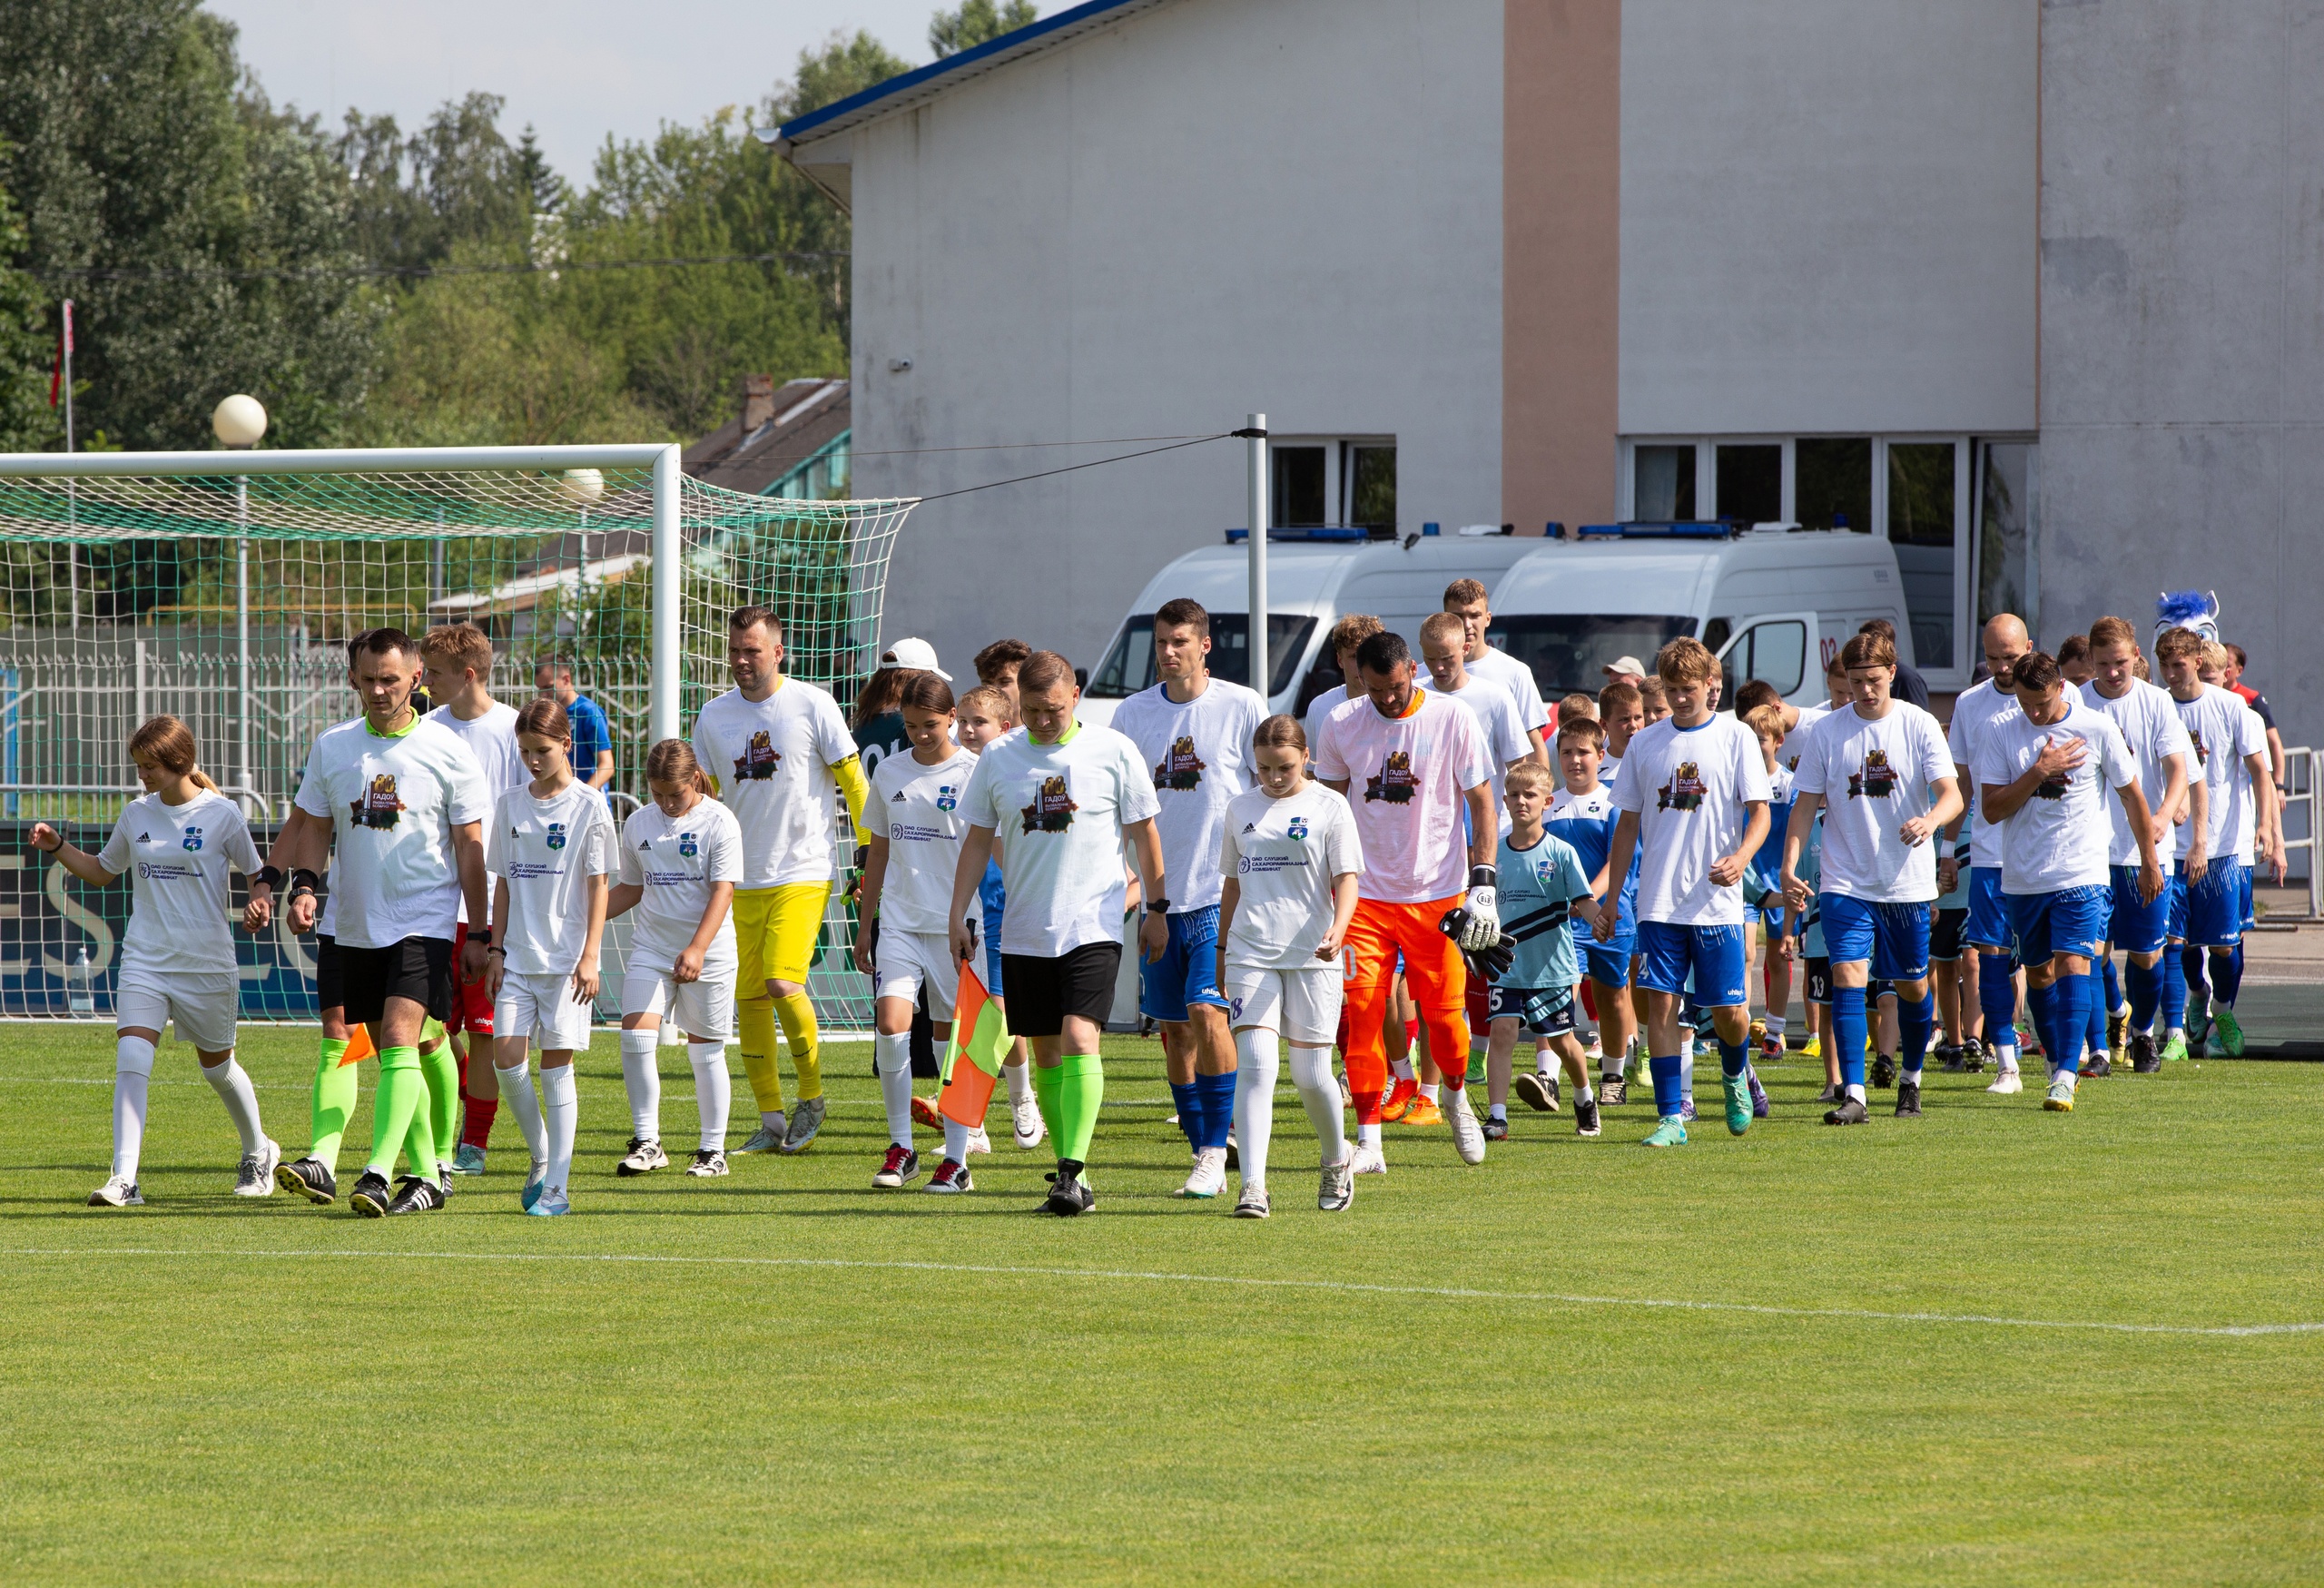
[337,1026,377,1067]
[938,961,1010,1127]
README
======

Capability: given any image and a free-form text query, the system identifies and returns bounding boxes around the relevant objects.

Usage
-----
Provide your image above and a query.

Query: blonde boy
[1486,760,1606,1139]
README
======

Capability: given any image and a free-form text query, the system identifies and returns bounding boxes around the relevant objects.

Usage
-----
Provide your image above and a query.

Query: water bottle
[66,944,94,1017]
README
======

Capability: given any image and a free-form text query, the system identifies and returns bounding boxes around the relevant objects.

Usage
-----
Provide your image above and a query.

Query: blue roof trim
[777,0,1152,146]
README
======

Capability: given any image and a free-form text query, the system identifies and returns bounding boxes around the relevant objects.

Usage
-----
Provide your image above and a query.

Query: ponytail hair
[513,696,571,743]
[1252,714,1308,755]
[129,715,219,792]
[645,737,714,796]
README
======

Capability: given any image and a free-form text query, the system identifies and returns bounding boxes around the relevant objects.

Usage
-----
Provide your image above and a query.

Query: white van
[1079,527,1547,726]
[1485,525,1913,708]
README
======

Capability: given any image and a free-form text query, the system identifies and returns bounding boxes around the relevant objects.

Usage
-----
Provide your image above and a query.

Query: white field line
[3,1247,2319,1338]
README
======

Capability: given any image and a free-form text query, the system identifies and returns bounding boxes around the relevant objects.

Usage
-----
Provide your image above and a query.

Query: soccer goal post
[0,443,915,1026]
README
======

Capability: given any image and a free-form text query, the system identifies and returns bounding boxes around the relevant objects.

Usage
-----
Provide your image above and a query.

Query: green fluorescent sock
[1031,1062,1065,1154]
[419,1040,460,1172]
[367,1045,427,1179]
[1056,1053,1105,1165]
[309,1038,356,1169]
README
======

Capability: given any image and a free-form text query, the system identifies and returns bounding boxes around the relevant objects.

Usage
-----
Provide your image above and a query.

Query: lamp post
[213,395,267,813]
[559,468,606,637]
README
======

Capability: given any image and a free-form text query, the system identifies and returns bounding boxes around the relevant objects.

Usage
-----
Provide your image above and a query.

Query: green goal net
[0,452,913,1028]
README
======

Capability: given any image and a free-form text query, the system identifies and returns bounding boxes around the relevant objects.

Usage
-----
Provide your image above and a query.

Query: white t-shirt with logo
[1466,646,1550,736]
[98,788,262,977]
[1972,700,2139,895]
[961,724,1161,958]
[1109,676,1267,913]
[691,680,858,890]
[2171,684,2264,863]
[617,797,743,976]
[1301,684,1353,755]
[428,700,527,924]
[1314,690,1494,903]
[1217,784,1364,969]
[1610,714,1773,926]
[1787,704,1834,772]
[487,781,618,976]
[866,745,979,934]
[293,716,493,949]
[2081,679,2194,867]
[1946,679,2023,869]
[1791,702,1955,902]
[1439,674,1534,836]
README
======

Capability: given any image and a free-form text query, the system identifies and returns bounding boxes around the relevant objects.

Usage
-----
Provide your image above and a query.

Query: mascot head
[2154,589,2221,647]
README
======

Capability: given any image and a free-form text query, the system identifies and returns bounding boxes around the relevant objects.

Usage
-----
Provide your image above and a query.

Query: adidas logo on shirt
[1242,823,1256,833]
[892,791,907,801]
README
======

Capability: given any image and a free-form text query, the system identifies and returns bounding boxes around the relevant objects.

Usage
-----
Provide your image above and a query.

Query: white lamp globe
[212,393,268,449]
[558,468,606,507]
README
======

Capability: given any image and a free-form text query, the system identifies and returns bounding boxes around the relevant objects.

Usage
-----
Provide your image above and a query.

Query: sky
[207,0,973,182]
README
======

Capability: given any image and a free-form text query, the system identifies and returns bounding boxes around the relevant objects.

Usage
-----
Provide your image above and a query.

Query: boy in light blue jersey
[1546,715,1637,1100]
[1487,762,1606,1139]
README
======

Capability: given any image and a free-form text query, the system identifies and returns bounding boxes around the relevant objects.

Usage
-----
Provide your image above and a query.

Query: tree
[0,161,59,452]
[774,30,913,122]
[930,2,1040,59]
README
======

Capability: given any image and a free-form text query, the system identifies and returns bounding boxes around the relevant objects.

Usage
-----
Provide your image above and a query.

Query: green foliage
[930,1,1041,59]
[0,160,59,453]
[775,30,914,120]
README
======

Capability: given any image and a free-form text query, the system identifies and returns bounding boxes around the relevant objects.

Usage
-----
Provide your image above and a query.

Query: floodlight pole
[650,443,681,743]
[235,476,251,814]
[1245,412,1268,704]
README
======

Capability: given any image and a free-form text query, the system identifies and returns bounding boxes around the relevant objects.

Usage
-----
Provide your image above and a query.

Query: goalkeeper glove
[1437,906,1514,983]
[1450,863,1501,950]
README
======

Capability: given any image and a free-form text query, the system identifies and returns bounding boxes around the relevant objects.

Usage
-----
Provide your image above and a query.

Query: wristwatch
[469,925,493,946]
[1144,898,1170,916]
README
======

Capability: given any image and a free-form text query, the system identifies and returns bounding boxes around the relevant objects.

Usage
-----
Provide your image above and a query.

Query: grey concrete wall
[839,0,1503,680]
[2040,0,2324,767]
[1618,0,2039,437]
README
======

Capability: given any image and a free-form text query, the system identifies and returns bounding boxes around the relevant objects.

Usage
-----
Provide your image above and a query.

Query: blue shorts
[2169,858,2246,948]
[1580,926,1635,987]
[2106,864,2170,955]
[2008,884,2111,966]
[1635,921,1748,1006]
[1965,866,2014,953]
[2241,863,2257,931]
[1488,983,1577,1038]
[1139,904,1228,1021]
[1819,893,1933,981]
[979,863,1008,995]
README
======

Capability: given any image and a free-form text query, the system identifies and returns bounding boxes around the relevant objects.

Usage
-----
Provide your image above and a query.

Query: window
[1344,445,1396,535]
[1887,441,1957,671]
[1796,438,1871,531]
[1715,444,1781,526]
[1085,614,1318,701]
[1719,618,1807,698]
[1632,444,1698,519]
[1272,447,1326,528]
[1976,440,2036,635]
[1266,438,1394,532]
[1490,614,1698,698]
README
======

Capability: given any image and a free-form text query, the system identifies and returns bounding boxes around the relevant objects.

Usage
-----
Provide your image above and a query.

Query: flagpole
[60,301,75,633]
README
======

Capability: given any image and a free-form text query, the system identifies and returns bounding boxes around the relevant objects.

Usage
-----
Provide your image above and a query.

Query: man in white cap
[856,639,954,781]
[1601,656,1649,687]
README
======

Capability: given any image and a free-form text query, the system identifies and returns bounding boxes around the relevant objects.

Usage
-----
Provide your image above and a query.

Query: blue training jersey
[1793,813,1826,958]
[1546,784,1635,939]
[1494,829,1593,992]
[1753,762,1794,901]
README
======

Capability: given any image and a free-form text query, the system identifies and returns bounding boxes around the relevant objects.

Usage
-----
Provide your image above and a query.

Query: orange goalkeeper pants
[1344,896,1470,1120]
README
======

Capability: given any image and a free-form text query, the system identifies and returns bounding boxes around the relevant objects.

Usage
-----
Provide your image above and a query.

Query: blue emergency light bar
[1223,525,1374,544]
[1574,521,1738,540]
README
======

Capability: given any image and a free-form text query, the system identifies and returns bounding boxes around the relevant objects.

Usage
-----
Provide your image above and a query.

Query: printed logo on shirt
[546,822,567,851]
[1154,735,1207,791]
[2034,765,2073,801]
[936,784,960,812]
[677,831,699,857]
[734,729,781,782]
[1020,774,1078,833]
[1242,822,1256,834]
[891,789,906,802]
[352,773,406,830]
[2189,731,2209,766]
[1364,751,1418,805]
[1287,815,1309,842]
[181,825,204,852]
[1846,750,1897,801]
[1657,762,1707,812]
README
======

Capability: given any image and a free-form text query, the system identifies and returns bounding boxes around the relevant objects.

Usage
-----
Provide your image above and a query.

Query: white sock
[541,1062,577,1192]
[620,1030,660,1141]
[1763,1014,1787,1037]
[1573,1074,1595,1104]
[495,1059,549,1162]
[200,1055,264,1154]
[874,1031,915,1149]
[1391,1057,1415,1083]
[1287,1045,1344,1164]
[689,1041,731,1151]
[1679,1050,1695,1102]
[1418,1081,1440,1104]
[1357,1119,1383,1149]
[942,1117,971,1162]
[113,1034,155,1183]
[1005,1060,1032,1108]
[1232,1028,1280,1191]
[1846,1082,1866,1103]
[1488,1102,1507,1122]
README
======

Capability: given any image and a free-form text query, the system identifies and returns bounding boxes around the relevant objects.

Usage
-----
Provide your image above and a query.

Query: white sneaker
[1177,1146,1228,1198]
[2044,1075,2077,1112]
[1444,1086,1487,1165]
[1009,1089,1046,1149]
[1986,1070,2024,1095]
[1318,1149,1355,1212]
[965,1124,992,1158]
[233,1138,281,1197]
[616,1138,669,1176]
[734,1119,786,1155]
[88,1174,143,1208]
[1349,1140,1389,1177]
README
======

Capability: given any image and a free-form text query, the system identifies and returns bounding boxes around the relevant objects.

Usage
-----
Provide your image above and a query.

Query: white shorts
[621,966,735,1041]
[1225,963,1344,1045]
[495,971,596,1053]
[115,967,239,1051]
[873,928,959,1021]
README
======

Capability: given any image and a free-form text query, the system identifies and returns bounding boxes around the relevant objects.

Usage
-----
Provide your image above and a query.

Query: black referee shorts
[339,935,456,1026]
[314,933,344,1014]
[1000,941,1121,1038]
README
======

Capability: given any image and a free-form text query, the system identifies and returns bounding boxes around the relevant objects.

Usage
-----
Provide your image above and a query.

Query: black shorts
[1804,957,1833,1006]
[1931,907,1968,963]
[314,933,345,1013]
[339,935,455,1026]
[1000,942,1121,1038]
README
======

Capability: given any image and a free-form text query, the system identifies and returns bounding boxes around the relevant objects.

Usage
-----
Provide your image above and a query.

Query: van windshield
[1488,614,1699,696]
[1086,614,1318,699]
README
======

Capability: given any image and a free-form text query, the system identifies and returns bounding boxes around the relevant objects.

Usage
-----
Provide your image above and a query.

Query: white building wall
[839,0,1504,678]
[1616,0,2038,439]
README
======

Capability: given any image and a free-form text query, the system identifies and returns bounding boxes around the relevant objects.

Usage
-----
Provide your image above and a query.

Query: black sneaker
[349,1170,395,1218]
[1482,1115,1509,1142]
[1599,1075,1627,1107]
[384,1174,446,1215]
[1513,1071,1559,1113]
[276,1157,338,1205]
[1938,1043,1971,1072]
[1823,1095,1869,1126]
[1870,1053,1898,1090]
[1574,1093,1602,1138]
[1965,1041,1989,1073]
[1044,1161,1087,1218]
[2131,1032,2162,1074]
[2084,1052,2113,1079]
[1895,1080,1923,1118]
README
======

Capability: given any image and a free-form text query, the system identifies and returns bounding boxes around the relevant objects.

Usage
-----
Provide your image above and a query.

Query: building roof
[684,377,850,497]
[775,0,1175,153]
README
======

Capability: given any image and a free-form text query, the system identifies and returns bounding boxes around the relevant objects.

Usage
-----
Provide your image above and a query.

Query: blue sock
[1649,1053,1683,1118]
[1168,1079,1204,1152]
[1718,1038,1748,1080]
[1978,954,2019,1057]
[2052,972,2087,1074]
[2210,947,2241,1008]
[1899,991,1935,1080]
[2025,979,2060,1071]
[2101,954,2122,1014]
[2159,944,2188,1030]
[1833,986,1868,1090]
[2181,943,2209,1003]
[1194,1070,1237,1150]
[2125,957,2160,1031]
[2086,965,2110,1054]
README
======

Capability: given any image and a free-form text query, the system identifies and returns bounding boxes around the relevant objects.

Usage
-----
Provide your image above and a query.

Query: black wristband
[469,925,492,946]
[290,868,321,893]
[252,864,284,889]
[1145,898,1170,915]
[1468,863,1498,889]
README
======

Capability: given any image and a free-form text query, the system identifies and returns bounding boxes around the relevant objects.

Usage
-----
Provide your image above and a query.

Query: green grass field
[3,1023,2321,1584]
